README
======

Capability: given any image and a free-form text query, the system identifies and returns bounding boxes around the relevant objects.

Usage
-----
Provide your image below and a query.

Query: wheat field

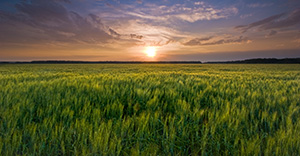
[0,64,300,155]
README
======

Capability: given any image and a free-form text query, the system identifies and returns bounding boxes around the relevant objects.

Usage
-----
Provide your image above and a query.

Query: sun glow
[145,47,156,57]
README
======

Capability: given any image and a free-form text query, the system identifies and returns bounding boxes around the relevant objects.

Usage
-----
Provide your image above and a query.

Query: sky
[0,0,300,62]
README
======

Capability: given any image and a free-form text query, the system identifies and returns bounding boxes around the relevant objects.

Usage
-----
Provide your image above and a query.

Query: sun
[145,47,156,57]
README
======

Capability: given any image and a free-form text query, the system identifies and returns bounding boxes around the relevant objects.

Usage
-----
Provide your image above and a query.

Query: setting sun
[145,47,156,57]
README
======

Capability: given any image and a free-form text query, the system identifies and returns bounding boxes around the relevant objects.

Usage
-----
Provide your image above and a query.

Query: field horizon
[1,57,300,64]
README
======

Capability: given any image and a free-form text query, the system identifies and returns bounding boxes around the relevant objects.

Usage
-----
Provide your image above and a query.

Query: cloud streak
[183,35,251,46]
[235,8,300,33]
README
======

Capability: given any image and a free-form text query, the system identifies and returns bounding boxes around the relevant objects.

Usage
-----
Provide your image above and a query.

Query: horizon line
[0,57,300,64]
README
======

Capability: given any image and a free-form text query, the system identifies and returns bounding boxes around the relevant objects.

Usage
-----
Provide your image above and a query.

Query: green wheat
[0,64,300,155]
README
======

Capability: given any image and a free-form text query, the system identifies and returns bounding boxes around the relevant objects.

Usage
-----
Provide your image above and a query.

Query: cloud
[183,36,213,45]
[183,35,251,46]
[235,13,284,33]
[130,34,143,39]
[14,0,71,25]
[240,14,252,19]
[174,7,238,22]
[109,28,121,37]
[235,8,300,33]
[2,0,198,48]
[265,30,277,38]
[194,2,205,6]
[121,2,238,23]
[262,8,300,30]
[107,18,187,47]
[247,3,273,8]
[0,0,117,45]
[67,1,240,47]
[148,39,175,46]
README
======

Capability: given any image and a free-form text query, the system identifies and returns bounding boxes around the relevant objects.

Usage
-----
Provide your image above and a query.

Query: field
[0,64,300,155]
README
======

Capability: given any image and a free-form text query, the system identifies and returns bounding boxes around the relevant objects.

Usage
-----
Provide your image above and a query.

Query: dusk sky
[0,0,300,61]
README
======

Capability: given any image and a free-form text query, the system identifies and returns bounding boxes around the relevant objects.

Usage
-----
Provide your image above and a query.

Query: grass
[0,64,300,155]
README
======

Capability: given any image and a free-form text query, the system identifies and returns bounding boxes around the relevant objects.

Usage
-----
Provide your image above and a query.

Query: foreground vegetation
[0,64,300,155]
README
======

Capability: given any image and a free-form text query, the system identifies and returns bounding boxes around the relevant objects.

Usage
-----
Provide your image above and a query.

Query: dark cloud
[235,13,285,33]
[184,36,250,46]
[109,29,121,37]
[265,30,277,38]
[130,34,143,39]
[0,0,117,45]
[235,8,300,33]
[183,36,213,45]
[262,8,300,30]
